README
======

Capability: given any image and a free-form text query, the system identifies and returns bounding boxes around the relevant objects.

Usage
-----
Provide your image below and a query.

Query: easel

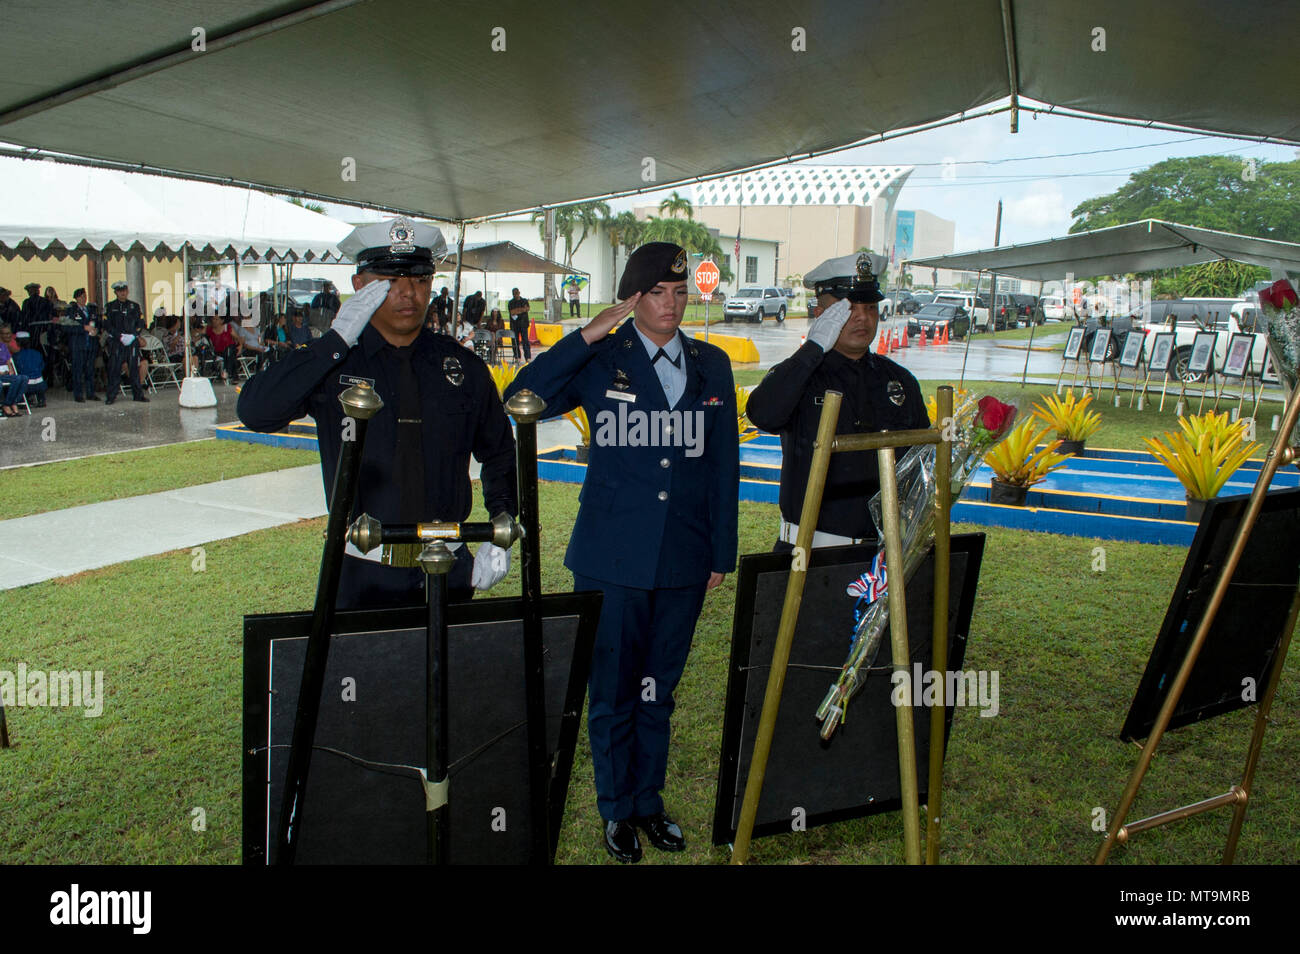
[1213,334,1256,420]
[1086,330,1113,402]
[1095,377,1300,864]
[1121,334,1147,409]
[730,387,955,865]
[1055,330,1087,397]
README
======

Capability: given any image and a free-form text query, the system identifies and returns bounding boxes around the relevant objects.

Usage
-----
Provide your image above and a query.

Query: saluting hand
[331,279,390,347]
[580,293,641,345]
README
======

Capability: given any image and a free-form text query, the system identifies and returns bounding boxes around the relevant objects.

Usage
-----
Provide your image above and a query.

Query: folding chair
[141,334,181,390]
[1,359,32,415]
[496,330,519,365]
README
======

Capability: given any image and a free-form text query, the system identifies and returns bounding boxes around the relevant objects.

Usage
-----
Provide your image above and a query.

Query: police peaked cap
[803,252,886,304]
[339,216,447,277]
[110,281,129,290]
[617,242,690,300]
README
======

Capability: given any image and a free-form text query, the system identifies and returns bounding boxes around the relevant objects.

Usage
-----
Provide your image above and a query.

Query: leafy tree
[532,201,610,303]
[1174,260,1269,297]
[1070,155,1300,242]
[606,211,643,301]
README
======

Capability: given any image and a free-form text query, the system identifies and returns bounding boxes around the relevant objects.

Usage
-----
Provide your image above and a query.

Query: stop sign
[694,260,720,295]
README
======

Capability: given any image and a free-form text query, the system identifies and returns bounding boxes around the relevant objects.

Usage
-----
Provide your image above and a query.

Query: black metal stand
[419,541,456,865]
[504,389,551,864]
[275,383,382,866]
[1,702,9,748]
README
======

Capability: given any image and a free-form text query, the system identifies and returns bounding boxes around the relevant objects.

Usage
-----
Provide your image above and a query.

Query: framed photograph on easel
[1119,330,1145,408]
[1146,331,1175,412]
[1056,326,1088,394]
[1222,333,1253,379]
[1188,330,1219,414]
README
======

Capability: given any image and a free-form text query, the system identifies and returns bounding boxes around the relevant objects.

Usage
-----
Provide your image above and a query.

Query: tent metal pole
[959,269,983,389]
[1021,280,1043,387]
[924,385,954,864]
[451,223,465,337]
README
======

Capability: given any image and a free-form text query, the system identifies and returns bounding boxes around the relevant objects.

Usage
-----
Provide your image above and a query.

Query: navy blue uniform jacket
[506,322,739,590]
[237,324,517,525]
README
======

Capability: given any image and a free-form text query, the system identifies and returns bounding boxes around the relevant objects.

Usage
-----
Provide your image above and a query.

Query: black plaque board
[1121,488,1300,741]
[243,592,600,864]
[712,534,985,845]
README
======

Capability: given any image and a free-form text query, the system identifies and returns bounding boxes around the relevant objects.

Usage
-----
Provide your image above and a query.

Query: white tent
[908,220,1300,281]
[0,157,349,262]
[1,1,1296,221]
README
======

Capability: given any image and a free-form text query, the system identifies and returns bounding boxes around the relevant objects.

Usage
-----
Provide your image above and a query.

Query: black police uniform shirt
[237,323,517,529]
[746,341,929,539]
[508,296,530,328]
[17,294,51,334]
[103,298,145,342]
[64,302,97,349]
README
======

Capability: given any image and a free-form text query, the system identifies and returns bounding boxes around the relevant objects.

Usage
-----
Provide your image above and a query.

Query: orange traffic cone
[896,327,907,349]
[939,323,949,345]
[918,326,927,347]
[878,329,890,355]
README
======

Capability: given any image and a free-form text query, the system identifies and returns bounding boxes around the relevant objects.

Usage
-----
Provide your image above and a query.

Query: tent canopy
[2,1,1296,222]
[0,157,349,262]
[908,221,1300,282]
[440,241,584,276]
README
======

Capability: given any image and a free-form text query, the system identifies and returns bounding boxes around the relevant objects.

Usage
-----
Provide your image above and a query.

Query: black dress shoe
[105,395,116,405]
[133,394,150,403]
[603,820,642,864]
[633,812,686,852]
[74,395,85,403]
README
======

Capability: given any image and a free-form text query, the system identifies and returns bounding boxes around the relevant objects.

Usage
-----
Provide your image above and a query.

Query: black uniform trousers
[106,339,143,400]
[336,546,473,611]
[69,342,97,399]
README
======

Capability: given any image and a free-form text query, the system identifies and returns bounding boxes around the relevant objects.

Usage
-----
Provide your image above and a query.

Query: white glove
[806,298,851,352]
[119,333,135,346]
[471,543,511,590]
[330,279,390,347]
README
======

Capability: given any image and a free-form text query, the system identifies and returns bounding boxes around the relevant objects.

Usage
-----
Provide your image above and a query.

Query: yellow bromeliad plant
[984,420,1071,487]
[1144,411,1260,500]
[488,362,519,400]
[1032,390,1101,442]
[925,387,970,425]
[736,385,759,444]
[564,406,591,446]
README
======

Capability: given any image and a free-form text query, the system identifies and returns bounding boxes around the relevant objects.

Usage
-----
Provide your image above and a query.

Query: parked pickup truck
[933,292,991,331]
[1145,299,1268,382]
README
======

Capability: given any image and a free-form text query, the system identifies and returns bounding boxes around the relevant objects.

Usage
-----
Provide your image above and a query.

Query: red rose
[977,395,1014,434]
[1267,279,1298,310]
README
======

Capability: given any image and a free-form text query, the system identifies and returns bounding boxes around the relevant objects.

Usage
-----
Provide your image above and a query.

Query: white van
[933,293,991,331]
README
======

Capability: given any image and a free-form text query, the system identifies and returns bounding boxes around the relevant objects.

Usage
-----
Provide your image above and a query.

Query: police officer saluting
[238,217,517,609]
[506,242,738,863]
[103,280,148,404]
[747,253,928,550]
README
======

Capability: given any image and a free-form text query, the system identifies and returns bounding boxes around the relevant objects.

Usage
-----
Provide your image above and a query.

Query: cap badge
[856,253,876,283]
[887,379,906,406]
[443,355,463,386]
[389,216,417,254]
[672,249,687,274]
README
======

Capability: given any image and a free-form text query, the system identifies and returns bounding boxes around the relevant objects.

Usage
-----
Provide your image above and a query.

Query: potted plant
[1143,411,1260,522]
[1032,391,1101,455]
[983,420,1071,505]
[736,385,760,444]
[564,406,592,462]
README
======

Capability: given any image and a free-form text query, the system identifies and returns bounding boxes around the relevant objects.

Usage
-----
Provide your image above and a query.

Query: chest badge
[887,379,906,406]
[443,356,464,386]
[612,369,631,391]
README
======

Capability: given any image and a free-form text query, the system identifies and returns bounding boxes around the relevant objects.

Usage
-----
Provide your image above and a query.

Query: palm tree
[532,201,611,305]
[638,217,733,283]
[288,197,328,215]
[607,211,643,299]
[657,191,694,220]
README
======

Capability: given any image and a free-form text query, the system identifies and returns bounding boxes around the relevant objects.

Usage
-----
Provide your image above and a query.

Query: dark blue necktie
[652,348,680,369]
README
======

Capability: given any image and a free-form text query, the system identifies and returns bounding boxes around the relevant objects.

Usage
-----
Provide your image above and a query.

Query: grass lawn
[0,440,320,520]
[2,467,1296,865]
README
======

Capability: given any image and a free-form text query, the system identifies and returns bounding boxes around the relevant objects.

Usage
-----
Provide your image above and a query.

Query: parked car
[724,286,786,322]
[269,277,330,310]
[909,290,936,309]
[1041,295,1069,321]
[894,290,921,314]
[906,303,970,340]
[935,292,991,331]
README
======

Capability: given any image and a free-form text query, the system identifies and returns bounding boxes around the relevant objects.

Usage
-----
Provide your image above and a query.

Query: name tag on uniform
[814,396,825,405]
[339,375,375,388]
[606,390,636,403]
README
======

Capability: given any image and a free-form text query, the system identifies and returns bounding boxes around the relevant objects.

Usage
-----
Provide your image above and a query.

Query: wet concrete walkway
[0,465,325,590]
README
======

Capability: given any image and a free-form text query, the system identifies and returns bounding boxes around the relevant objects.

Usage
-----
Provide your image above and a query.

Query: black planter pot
[989,478,1029,506]
[575,444,590,464]
[1057,439,1085,455]
[1185,494,1208,524]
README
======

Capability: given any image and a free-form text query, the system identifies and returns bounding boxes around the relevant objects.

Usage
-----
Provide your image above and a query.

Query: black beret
[617,242,689,300]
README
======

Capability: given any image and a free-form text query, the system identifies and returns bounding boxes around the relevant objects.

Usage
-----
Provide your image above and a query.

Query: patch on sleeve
[887,379,906,406]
